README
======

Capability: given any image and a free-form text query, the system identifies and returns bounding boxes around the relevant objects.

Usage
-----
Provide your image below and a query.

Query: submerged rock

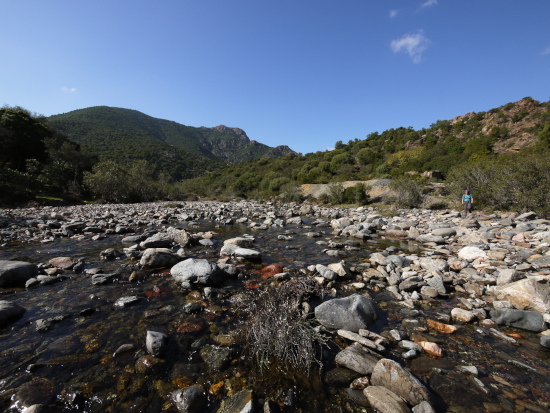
[0,260,38,288]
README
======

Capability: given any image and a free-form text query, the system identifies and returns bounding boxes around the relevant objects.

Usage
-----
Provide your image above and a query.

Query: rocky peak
[211,125,249,140]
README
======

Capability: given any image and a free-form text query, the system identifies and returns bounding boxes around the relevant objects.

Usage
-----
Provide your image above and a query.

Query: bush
[244,279,326,375]
[388,177,424,208]
[447,152,550,217]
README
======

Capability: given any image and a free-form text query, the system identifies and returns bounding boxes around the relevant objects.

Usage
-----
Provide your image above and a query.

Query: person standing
[462,189,473,216]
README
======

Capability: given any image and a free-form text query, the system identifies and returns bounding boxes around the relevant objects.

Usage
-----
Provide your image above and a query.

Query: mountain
[48,106,294,179]
[178,96,550,199]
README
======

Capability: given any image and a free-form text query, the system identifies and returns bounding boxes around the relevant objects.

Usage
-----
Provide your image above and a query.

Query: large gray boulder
[140,233,173,249]
[171,258,223,286]
[489,308,546,332]
[0,300,26,328]
[370,358,432,406]
[0,261,38,288]
[315,294,377,332]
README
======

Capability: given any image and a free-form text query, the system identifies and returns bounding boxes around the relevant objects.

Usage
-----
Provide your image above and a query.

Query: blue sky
[1,1,549,154]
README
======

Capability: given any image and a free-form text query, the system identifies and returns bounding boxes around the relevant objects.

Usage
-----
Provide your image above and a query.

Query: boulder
[166,227,190,246]
[171,258,224,286]
[334,343,381,375]
[364,386,411,413]
[140,248,183,269]
[0,300,26,328]
[316,264,338,281]
[370,358,432,406]
[315,294,377,332]
[491,276,550,313]
[489,309,545,332]
[0,261,38,288]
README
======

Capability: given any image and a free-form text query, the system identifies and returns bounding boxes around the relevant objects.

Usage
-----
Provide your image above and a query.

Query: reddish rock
[426,319,457,334]
[261,263,284,279]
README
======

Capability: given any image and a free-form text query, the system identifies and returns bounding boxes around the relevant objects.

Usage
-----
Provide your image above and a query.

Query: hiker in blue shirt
[462,189,473,216]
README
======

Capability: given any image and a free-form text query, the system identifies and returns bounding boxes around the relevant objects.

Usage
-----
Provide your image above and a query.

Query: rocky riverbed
[0,201,549,413]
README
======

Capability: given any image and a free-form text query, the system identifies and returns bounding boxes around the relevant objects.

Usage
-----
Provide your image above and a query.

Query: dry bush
[244,278,327,375]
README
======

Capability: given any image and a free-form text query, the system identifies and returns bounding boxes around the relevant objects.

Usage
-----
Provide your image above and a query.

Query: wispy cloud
[420,0,438,8]
[390,31,431,63]
[542,46,550,55]
[389,9,400,18]
[61,86,77,93]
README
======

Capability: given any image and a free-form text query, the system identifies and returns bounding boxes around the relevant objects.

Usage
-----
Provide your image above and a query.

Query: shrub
[388,177,425,208]
[244,279,326,375]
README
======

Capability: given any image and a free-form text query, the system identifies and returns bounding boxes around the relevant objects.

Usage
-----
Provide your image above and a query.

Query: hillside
[48,106,294,173]
[179,97,550,199]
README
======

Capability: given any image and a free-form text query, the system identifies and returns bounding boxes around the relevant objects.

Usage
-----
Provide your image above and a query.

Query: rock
[540,335,550,348]
[114,296,141,307]
[370,358,432,406]
[426,319,457,334]
[431,228,456,237]
[412,401,436,413]
[315,294,377,332]
[166,226,190,246]
[171,258,223,286]
[0,261,39,288]
[426,275,447,295]
[170,384,206,413]
[364,386,412,413]
[13,378,55,408]
[316,264,338,281]
[146,331,167,356]
[419,258,448,273]
[0,300,26,328]
[48,257,75,270]
[335,343,381,375]
[489,309,545,332]
[491,276,550,313]
[91,273,116,285]
[451,308,475,323]
[200,345,233,371]
[327,261,352,278]
[99,248,123,260]
[140,248,183,268]
[217,389,253,413]
[140,232,173,249]
[529,255,550,268]
[224,237,255,248]
[458,246,487,261]
[399,277,426,292]
[496,268,524,285]
[417,341,443,357]
[416,234,445,245]
[233,248,262,260]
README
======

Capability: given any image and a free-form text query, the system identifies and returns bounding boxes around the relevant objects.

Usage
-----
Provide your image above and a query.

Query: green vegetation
[2,98,549,216]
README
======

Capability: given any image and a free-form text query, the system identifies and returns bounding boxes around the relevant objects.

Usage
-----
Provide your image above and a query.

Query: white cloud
[389,9,400,18]
[61,86,77,93]
[542,46,550,55]
[390,31,430,63]
[421,0,438,7]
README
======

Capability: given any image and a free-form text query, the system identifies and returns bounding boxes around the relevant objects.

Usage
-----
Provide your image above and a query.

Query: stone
[419,258,448,273]
[315,294,377,332]
[417,234,445,245]
[114,296,141,307]
[540,335,550,348]
[170,384,206,413]
[370,358,432,406]
[417,341,443,357]
[426,319,457,334]
[140,248,183,268]
[0,261,39,288]
[217,389,253,413]
[458,246,487,261]
[200,345,233,371]
[48,257,75,270]
[166,226,190,246]
[491,276,550,313]
[0,300,26,328]
[140,232,173,249]
[337,330,385,352]
[451,308,475,323]
[146,331,167,357]
[364,386,411,413]
[496,269,524,286]
[316,264,338,281]
[171,258,224,286]
[335,344,380,374]
[431,228,456,237]
[489,309,545,332]
[412,401,436,413]
[233,248,261,260]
